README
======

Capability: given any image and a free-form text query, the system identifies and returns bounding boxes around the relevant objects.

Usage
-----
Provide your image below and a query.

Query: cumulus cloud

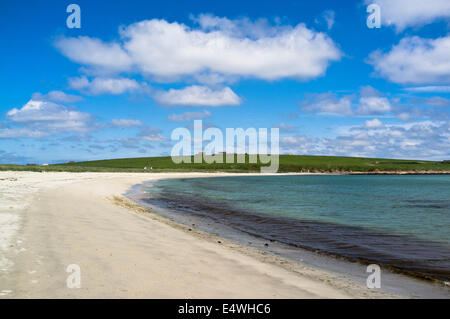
[301,91,393,117]
[281,120,450,160]
[55,16,341,82]
[193,72,238,85]
[364,0,450,31]
[54,36,132,72]
[0,99,93,138]
[110,119,143,127]
[7,100,91,125]
[69,76,141,95]
[301,93,353,116]
[364,118,383,128]
[368,36,450,85]
[192,14,288,38]
[32,90,83,103]
[300,87,450,121]
[357,96,392,115]
[167,110,211,122]
[124,18,341,80]
[394,103,450,122]
[154,85,241,107]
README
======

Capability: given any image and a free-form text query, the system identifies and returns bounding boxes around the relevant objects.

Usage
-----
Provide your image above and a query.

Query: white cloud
[301,93,354,116]
[54,36,132,72]
[300,86,450,121]
[357,96,392,115]
[369,36,450,85]
[411,96,450,108]
[167,110,211,122]
[192,14,285,38]
[405,86,450,93]
[69,76,141,95]
[139,126,166,141]
[323,10,335,30]
[315,10,335,30]
[1,99,93,138]
[111,119,143,127]
[123,18,341,80]
[0,128,48,139]
[55,16,341,82]
[281,120,450,160]
[281,135,311,145]
[364,0,450,31]
[193,72,237,85]
[298,86,450,120]
[301,92,393,117]
[397,112,413,122]
[364,118,383,128]
[154,85,241,107]
[7,100,90,124]
[68,76,90,90]
[32,90,83,103]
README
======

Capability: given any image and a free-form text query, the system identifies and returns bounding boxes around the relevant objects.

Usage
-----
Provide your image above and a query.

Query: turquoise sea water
[142,175,450,282]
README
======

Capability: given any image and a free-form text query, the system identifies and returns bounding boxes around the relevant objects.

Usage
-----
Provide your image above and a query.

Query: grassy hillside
[1,155,449,173]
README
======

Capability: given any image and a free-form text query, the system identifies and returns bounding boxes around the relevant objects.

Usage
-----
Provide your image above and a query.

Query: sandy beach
[0,171,399,298]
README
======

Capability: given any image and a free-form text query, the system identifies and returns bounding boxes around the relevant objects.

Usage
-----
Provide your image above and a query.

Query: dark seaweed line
[143,190,450,285]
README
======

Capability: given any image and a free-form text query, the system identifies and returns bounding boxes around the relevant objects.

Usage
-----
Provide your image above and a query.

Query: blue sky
[1,0,450,164]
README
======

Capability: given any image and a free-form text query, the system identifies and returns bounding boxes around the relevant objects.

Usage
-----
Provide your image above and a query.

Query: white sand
[0,171,395,298]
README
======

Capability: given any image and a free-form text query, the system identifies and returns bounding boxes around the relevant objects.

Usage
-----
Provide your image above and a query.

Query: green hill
[1,155,449,173]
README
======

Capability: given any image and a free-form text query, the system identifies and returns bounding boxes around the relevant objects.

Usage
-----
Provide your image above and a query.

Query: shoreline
[0,171,447,298]
[113,195,401,298]
[2,166,450,175]
[127,177,450,298]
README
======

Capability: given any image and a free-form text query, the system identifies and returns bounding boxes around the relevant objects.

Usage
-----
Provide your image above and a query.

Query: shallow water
[141,175,450,283]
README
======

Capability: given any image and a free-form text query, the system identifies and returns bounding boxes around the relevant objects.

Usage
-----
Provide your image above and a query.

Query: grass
[1,154,449,173]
